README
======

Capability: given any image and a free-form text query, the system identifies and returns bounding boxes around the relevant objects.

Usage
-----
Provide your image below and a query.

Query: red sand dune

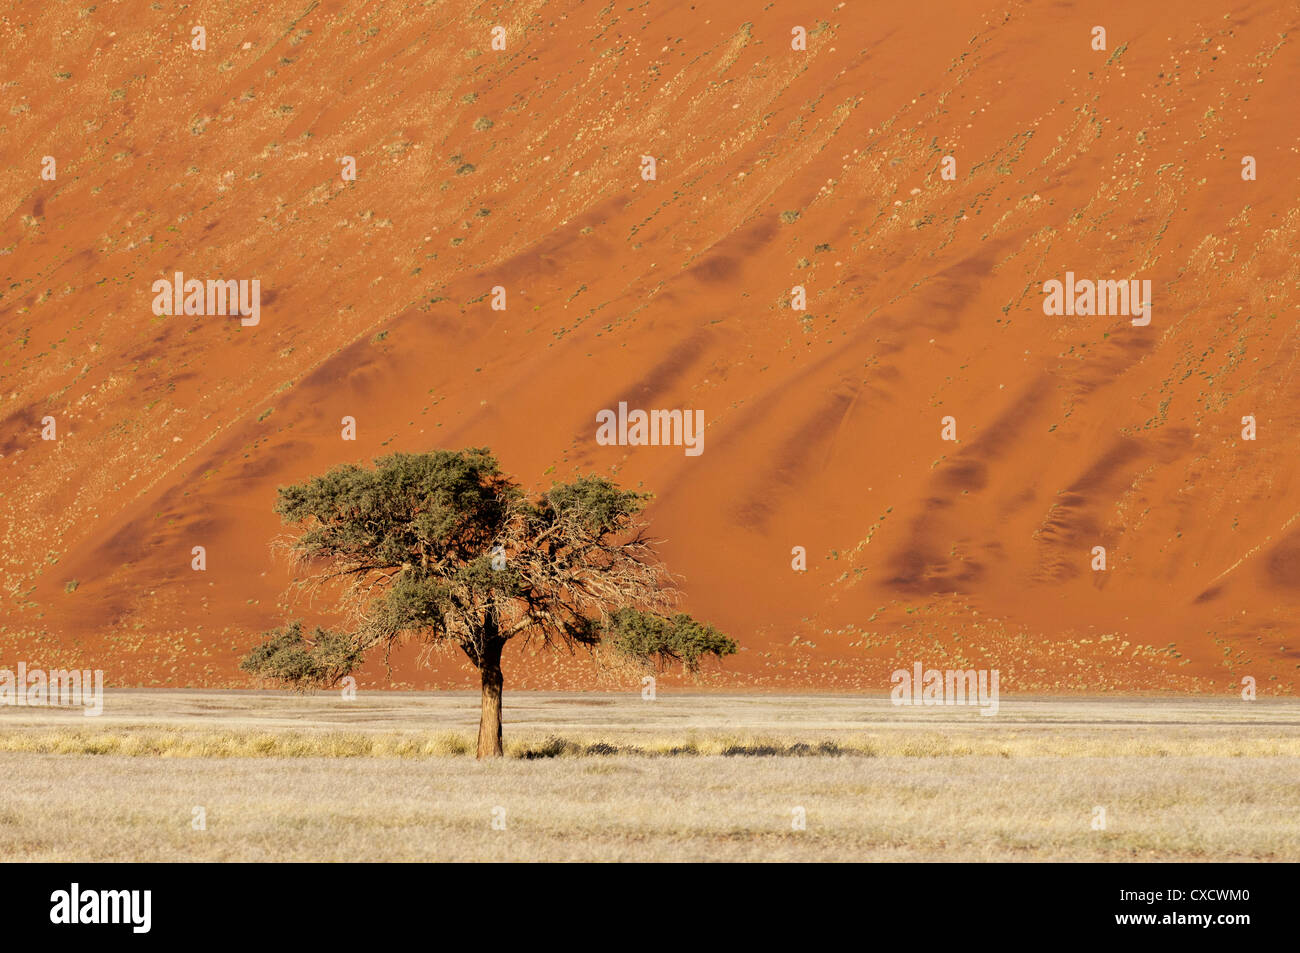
[2,0,1298,693]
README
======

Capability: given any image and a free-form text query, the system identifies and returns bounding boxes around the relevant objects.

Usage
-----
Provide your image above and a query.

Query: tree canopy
[242,449,736,755]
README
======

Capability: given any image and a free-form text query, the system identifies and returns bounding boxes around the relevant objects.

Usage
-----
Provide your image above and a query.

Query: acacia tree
[241,449,736,757]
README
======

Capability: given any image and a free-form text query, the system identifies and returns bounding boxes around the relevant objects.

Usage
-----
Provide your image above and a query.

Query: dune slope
[2,1,1298,692]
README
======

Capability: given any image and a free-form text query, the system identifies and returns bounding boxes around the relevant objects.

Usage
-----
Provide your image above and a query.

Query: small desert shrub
[602,608,737,669]
[239,621,364,687]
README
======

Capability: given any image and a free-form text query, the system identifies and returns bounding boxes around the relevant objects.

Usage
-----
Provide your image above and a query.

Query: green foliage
[244,448,735,690]
[602,608,737,671]
[533,475,648,536]
[275,448,516,570]
[368,573,452,634]
[240,621,364,687]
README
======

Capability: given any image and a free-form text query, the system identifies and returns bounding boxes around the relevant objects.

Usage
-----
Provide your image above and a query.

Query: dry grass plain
[2,691,1298,861]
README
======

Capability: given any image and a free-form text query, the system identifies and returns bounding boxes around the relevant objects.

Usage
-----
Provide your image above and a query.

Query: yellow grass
[1,691,1297,860]
[0,726,1297,759]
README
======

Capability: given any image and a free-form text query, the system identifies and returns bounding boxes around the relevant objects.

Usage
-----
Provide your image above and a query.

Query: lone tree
[241,449,735,757]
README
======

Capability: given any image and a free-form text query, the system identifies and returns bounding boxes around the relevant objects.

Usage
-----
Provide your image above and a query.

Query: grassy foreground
[1,691,1297,860]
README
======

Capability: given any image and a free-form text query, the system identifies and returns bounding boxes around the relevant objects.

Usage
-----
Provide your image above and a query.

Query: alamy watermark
[50,884,150,933]
[1042,272,1151,326]
[595,402,704,456]
[151,271,260,326]
[890,662,999,716]
[0,662,103,716]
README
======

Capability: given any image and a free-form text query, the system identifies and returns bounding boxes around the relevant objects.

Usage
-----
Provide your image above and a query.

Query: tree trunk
[476,637,505,759]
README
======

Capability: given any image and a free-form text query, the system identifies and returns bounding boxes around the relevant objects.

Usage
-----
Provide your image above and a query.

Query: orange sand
[1,1,1297,694]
